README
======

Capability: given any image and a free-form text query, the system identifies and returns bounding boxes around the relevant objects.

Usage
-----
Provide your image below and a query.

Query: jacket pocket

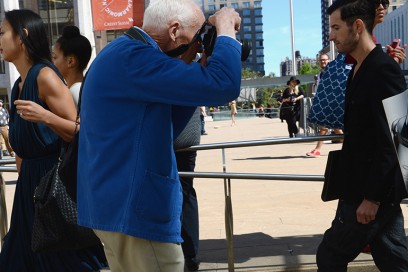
[135,171,182,223]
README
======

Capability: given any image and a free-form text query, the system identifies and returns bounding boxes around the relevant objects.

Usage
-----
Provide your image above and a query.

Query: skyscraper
[202,0,265,75]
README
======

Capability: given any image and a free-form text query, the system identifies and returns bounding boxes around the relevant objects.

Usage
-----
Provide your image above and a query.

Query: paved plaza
[3,116,406,271]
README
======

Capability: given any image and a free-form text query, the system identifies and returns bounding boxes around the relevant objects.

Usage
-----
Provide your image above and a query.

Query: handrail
[176,134,343,272]
[0,159,16,165]
[178,134,343,151]
[0,166,17,172]
[179,171,324,181]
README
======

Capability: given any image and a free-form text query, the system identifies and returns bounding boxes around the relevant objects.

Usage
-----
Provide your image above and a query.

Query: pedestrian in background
[52,25,92,108]
[306,53,344,157]
[0,100,14,157]
[0,9,107,271]
[229,100,237,126]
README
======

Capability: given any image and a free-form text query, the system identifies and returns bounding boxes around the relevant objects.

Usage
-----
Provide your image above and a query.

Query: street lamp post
[289,0,297,75]
[328,0,336,60]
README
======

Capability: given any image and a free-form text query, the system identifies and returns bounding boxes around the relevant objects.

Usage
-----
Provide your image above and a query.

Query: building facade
[202,0,265,75]
[280,55,317,77]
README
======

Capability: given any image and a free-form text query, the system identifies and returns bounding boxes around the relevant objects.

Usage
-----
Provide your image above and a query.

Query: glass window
[220,4,227,8]
[208,0,215,2]
[254,9,262,16]
[255,25,262,31]
[256,33,263,39]
[243,25,251,32]
[231,3,238,8]
[208,5,216,11]
[254,1,261,7]
[244,33,252,39]
[256,49,263,55]
[243,18,251,24]
[255,17,262,24]
[242,10,251,16]
[256,40,263,47]
[256,57,264,63]
[242,2,250,8]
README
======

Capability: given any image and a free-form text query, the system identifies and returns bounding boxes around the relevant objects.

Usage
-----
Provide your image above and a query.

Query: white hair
[143,0,201,32]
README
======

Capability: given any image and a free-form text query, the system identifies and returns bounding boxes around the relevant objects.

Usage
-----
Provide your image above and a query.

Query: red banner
[92,0,144,31]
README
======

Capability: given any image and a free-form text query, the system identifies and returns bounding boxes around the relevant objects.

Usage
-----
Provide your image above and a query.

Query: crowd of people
[0,0,407,271]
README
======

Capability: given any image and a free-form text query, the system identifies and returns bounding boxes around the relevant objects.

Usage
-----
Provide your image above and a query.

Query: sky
[262,1,323,76]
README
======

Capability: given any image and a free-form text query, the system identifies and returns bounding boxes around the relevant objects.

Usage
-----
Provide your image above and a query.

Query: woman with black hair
[52,25,92,107]
[0,9,107,271]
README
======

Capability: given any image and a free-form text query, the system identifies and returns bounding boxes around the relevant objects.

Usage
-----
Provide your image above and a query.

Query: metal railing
[178,134,344,272]
[0,135,344,266]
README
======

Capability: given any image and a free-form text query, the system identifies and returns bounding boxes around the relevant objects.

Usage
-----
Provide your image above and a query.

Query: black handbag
[280,105,294,118]
[321,150,345,202]
[32,160,101,252]
[58,120,79,200]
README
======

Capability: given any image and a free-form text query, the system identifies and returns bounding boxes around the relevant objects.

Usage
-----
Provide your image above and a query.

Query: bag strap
[125,27,148,44]
[60,27,148,158]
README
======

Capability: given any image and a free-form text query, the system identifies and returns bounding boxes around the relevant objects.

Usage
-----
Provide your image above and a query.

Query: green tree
[299,62,320,75]
[241,68,261,79]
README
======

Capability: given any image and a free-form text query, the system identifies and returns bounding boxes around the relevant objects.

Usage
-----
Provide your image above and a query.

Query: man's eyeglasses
[376,0,389,10]
[189,21,207,46]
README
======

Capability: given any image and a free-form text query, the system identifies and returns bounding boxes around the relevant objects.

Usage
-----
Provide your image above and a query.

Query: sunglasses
[164,21,207,57]
[376,0,389,9]
[189,21,207,46]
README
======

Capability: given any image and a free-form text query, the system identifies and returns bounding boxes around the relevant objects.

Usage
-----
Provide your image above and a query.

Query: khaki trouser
[0,126,13,155]
[94,230,184,272]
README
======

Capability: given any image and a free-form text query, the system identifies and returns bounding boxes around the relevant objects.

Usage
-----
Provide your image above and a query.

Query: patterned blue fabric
[308,54,353,129]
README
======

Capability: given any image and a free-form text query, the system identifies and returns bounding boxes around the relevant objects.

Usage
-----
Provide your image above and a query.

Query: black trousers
[175,150,199,258]
[284,113,298,137]
[317,200,408,272]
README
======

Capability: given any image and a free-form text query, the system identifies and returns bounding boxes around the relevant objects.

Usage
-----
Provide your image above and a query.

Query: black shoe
[185,257,200,271]
[201,132,208,135]
[2,150,9,156]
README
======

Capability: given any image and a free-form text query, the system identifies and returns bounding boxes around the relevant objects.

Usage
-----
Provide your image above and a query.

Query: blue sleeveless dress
[0,63,108,271]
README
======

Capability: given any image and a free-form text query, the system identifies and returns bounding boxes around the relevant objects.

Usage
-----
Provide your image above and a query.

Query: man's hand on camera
[208,7,241,39]
[180,39,204,64]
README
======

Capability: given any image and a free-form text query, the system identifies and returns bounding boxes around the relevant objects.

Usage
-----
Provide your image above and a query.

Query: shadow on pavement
[199,232,321,263]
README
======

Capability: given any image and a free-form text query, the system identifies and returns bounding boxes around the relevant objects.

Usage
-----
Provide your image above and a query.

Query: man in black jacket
[316,0,408,271]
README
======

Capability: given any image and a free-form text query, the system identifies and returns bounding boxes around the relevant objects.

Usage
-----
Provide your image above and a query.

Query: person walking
[52,25,92,108]
[316,1,408,271]
[229,100,238,126]
[0,9,108,271]
[306,53,344,157]
[0,100,14,157]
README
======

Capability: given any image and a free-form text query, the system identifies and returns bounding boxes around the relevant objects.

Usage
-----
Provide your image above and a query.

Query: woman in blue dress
[0,9,107,271]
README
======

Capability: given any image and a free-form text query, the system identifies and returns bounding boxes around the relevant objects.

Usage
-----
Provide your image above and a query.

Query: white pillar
[3,0,20,100]
[74,0,97,66]
[289,0,297,75]
[328,0,336,60]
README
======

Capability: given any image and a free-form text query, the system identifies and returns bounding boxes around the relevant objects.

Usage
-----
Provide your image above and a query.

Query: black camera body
[202,26,251,62]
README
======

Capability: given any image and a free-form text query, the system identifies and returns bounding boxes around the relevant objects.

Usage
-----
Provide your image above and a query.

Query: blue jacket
[77,28,241,242]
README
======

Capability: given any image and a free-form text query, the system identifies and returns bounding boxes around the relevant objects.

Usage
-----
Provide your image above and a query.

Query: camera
[202,26,251,62]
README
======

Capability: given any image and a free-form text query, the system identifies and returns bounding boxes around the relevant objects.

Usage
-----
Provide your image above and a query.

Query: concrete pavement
[2,116,404,271]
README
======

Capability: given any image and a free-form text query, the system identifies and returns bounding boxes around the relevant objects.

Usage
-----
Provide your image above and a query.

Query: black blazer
[340,45,407,204]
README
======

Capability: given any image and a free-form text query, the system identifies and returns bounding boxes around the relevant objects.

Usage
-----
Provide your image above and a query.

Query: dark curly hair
[55,26,92,72]
[327,0,377,34]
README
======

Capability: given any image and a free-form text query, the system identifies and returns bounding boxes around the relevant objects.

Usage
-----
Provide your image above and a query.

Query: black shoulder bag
[32,28,149,252]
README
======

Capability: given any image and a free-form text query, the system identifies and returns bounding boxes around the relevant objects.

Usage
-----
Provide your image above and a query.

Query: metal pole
[328,0,336,60]
[222,149,235,272]
[289,0,297,75]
